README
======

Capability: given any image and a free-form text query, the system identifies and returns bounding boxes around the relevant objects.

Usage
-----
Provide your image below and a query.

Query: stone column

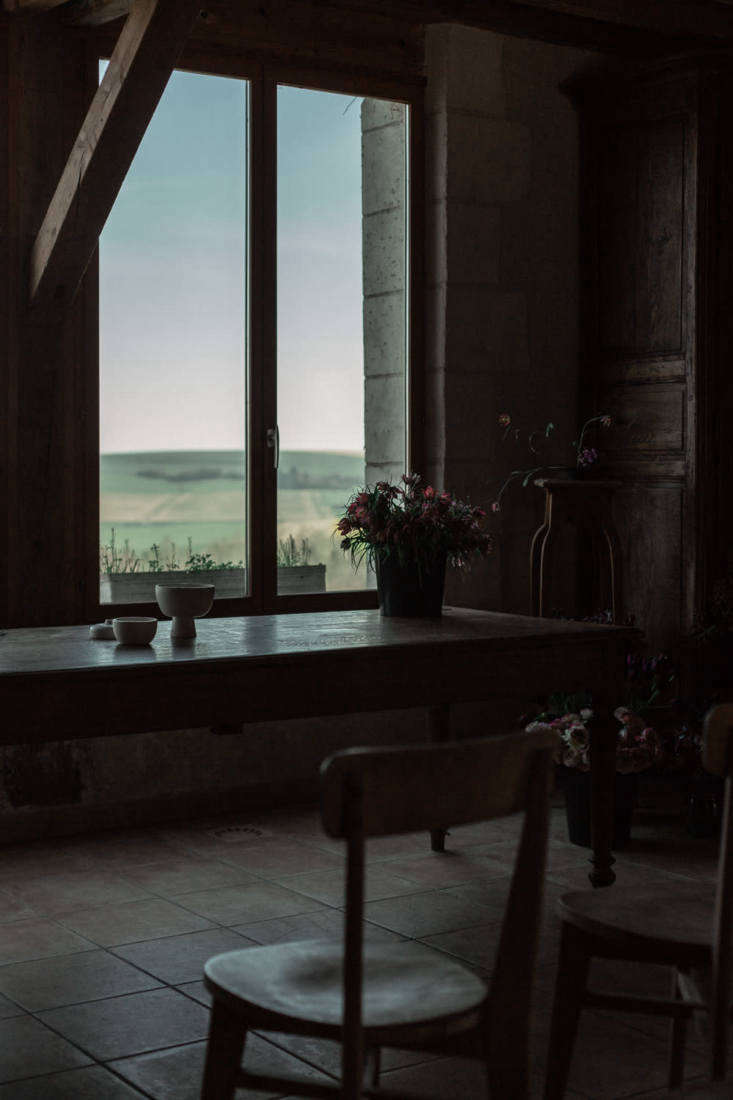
[361,98,407,486]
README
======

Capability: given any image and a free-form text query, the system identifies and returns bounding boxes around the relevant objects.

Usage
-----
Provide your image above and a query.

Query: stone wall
[361,97,408,485]
[423,26,598,615]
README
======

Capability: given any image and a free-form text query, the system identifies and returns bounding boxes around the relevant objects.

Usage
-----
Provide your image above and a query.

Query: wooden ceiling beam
[62,0,131,24]
[29,0,201,312]
[494,0,733,38]
[2,0,67,10]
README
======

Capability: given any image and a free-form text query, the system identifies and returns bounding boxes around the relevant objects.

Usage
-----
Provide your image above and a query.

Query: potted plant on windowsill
[100,532,327,604]
[337,474,493,617]
[276,535,326,594]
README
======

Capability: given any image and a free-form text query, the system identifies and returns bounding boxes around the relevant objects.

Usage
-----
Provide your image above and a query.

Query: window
[99,67,414,612]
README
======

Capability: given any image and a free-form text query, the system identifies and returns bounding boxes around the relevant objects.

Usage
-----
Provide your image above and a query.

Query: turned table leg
[589,712,616,887]
[427,704,451,851]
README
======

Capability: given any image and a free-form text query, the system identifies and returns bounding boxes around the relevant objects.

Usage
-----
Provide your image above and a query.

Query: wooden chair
[200,727,557,1099]
[544,702,733,1099]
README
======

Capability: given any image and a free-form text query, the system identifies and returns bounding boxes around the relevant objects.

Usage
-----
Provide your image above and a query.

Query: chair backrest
[319,727,557,1098]
[320,726,557,839]
[702,704,733,1077]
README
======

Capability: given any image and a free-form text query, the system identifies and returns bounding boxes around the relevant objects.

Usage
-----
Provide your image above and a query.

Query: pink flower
[491,501,501,513]
[424,485,435,499]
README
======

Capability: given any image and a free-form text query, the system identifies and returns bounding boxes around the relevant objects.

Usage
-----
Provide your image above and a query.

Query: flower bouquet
[526,701,661,848]
[337,474,493,616]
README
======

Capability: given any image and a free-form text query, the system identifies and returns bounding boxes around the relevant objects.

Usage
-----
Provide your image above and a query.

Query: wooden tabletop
[0,608,639,750]
[0,607,637,679]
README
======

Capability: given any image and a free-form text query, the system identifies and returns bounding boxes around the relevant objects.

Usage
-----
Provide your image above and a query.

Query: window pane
[99,70,249,605]
[276,88,408,594]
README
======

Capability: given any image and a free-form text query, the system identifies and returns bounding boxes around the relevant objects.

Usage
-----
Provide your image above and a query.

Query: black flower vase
[375,552,447,617]
[562,768,638,850]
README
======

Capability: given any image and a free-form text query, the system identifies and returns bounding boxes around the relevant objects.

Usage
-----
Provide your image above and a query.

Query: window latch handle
[266,426,280,469]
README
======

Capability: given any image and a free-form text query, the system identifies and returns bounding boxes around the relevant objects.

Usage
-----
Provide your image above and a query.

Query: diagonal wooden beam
[29,0,201,311]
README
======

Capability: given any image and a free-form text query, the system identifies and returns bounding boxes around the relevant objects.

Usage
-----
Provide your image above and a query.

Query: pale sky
[100,70,365,454]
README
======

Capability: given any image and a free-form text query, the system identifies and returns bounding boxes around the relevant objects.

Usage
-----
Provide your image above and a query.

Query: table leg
[427,704,451,852]
[589,713,616,887]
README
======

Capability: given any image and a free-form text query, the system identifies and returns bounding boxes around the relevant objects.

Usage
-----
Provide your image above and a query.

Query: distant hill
[101,450,365,493]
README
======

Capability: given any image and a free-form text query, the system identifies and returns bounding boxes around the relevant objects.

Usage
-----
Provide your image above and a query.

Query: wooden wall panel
[613,483,683,648]
[602,381,685,453]
[574,66,700,649]
[597,117,685,357]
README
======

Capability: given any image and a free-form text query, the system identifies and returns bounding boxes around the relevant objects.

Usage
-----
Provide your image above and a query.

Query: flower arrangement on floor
[526,701,662,775]
[337,474,493,616]
[337,474,493,569]
[490,411,613,514]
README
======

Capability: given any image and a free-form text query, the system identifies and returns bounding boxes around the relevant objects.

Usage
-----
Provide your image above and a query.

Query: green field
[100,450,369,591]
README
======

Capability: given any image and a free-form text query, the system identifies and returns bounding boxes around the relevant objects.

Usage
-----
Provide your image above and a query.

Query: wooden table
[0,608,639,886]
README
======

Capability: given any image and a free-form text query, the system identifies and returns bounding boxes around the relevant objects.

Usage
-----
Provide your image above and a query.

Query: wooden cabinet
[568,59,733,648]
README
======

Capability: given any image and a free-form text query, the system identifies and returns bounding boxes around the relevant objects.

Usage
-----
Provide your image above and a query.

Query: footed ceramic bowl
[155,583,215,639]
[112,616,158,645]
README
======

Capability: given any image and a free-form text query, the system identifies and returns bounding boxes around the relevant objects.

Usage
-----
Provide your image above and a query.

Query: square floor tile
[217,838,344,878]
[0,1064,144,1098]
[169,882,328,925]
[39,987,210,1061]
[0,1016,91,1083]
[0,920,95,966]
[420,923,501,972]
[363,890,492,938]
[233,910,404,947]
[0,994,23,1020]
[111,1033,334,1100]
[0,843,95,880]
[57,899,214,947]
[0,887,38,925]
[276,865,422,907]
[176,980,210,1007]
[4,870,152,916]
[120,856,259,896]
[0,949,162,1011]
[75,831,185,870]
[379,848,512,889]
[112,927,256,984]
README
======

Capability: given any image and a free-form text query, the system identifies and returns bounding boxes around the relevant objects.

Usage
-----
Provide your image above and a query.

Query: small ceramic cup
[112,616,158,645]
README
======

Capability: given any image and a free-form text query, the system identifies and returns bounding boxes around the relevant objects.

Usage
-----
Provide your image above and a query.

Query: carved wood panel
[597,117,685,357]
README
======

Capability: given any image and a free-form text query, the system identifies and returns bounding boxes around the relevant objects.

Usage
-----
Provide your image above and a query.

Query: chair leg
[201,999,246,1100]
[668,968,688,1089]
[543,923,590,1100]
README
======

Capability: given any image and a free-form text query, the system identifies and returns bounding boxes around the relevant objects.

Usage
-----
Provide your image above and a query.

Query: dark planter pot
[687,772,725,838]
[563,769,639,850]
[375,553,446,617]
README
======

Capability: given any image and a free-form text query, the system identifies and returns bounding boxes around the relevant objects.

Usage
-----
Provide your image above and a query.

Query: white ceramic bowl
[155,583,215,639]
[112,616,158,645]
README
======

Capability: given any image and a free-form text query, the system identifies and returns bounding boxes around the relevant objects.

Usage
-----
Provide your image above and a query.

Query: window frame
[94,56,424,622]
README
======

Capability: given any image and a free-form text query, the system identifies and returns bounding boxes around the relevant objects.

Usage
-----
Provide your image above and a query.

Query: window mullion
[250,72,278,611]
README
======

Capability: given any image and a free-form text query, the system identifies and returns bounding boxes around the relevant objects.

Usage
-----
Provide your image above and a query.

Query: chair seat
[204,939,487,1039]
[559,880,716,960]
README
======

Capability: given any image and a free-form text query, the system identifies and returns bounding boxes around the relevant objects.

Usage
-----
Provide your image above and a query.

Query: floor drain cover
[208,825,263,841]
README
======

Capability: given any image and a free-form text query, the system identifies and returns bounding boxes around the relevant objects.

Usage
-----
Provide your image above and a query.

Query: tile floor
[0,803,728,1099]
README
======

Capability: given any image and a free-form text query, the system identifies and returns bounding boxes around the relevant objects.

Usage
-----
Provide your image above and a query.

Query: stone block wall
[424,26,598,615]
[361,98,407,485]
